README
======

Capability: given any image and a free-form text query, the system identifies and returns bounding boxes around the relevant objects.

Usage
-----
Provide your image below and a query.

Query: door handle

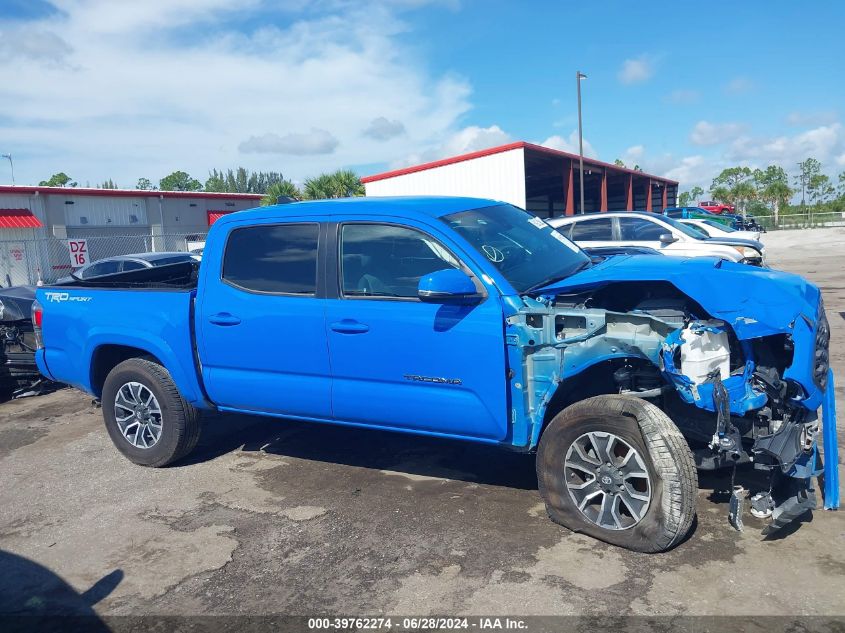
[330,319,369,334]
[208,312,242,326]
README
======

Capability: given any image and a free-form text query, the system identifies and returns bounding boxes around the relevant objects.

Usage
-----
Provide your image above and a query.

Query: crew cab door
[324,218,509,440]
[196,218,332,418]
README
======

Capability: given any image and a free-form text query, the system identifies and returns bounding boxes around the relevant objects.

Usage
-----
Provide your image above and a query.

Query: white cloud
[690,121,747,146]
[239,129,339,155]
[723,77,755,95]
[390,124,512,168]
[618,55,655,85]
[362,117,406,141]
[786,110,839,127]
[0,1,472,184]
[665,89,700,104]
[728,123,845,165]
[539,131,597,158]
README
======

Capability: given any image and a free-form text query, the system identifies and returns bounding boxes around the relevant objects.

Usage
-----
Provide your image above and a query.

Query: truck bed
[36,276,208,408]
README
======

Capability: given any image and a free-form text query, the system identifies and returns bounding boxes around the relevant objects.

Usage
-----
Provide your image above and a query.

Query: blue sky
[1,0,843,191]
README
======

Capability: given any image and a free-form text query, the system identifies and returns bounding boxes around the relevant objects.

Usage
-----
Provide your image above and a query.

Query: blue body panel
[35,196,834,485]
[34,287,210,408]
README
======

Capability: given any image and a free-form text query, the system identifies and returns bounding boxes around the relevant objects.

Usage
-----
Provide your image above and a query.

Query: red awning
[207,210,234,225]
[0,208,43,228]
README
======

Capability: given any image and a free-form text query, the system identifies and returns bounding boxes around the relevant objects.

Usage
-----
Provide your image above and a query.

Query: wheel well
[90,345,162,398]
[540,358,665,433]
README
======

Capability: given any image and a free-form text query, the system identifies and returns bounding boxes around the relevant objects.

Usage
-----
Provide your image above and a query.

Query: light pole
[1,153,13,185]
[576,71,587,214]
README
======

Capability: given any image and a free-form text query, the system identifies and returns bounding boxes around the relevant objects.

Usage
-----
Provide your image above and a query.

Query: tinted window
[81,260,121,278]
[570,218,613,241]
[341,224,459,298]
[223,223,318,294]
[121,260,146,272]
[664,208,683,218]
[618,217,666,241]
[151,255,194,267]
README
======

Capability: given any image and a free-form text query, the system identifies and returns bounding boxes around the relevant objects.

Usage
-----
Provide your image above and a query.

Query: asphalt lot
[1,228,843,619]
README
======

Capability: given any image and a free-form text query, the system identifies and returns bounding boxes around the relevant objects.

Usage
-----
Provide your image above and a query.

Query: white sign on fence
[67,239,89,268]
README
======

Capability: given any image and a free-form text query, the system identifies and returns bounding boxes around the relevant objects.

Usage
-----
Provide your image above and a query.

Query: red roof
[207,210,234,225]
[361,141,678,185]
[0,185,263,200]
[0,208,43,229]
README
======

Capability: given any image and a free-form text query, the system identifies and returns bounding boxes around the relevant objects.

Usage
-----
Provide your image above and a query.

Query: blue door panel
[199,287,332,417]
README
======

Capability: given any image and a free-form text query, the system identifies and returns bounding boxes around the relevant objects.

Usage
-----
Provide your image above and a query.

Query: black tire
[101,357,200,467]
[537,395,697,553]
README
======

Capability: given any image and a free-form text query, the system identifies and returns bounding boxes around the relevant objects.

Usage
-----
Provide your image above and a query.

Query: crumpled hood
[538,255,821,338]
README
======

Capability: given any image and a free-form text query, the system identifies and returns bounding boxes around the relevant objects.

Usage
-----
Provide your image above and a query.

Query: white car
[549,212,765,265]
[679,218,761,242]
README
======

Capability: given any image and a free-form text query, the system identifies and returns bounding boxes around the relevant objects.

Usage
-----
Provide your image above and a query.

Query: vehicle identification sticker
[528,216,547,229]
[549,229,581,252]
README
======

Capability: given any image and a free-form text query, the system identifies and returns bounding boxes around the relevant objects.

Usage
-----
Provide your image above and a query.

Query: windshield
[441,204,590,293]
[703,219,735,232]
[660,214,709,240]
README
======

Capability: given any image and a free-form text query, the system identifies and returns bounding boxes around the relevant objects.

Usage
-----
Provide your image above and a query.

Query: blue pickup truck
[33,197,837,552]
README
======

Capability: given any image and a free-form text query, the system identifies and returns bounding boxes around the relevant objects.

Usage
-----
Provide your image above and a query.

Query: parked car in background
[34,196,837,551]
[57,252,199,284]
[549,211,765,265]
[0,285,58,399]
[699,200,735,214]
[680,218,761,242]
[663,206,742,230]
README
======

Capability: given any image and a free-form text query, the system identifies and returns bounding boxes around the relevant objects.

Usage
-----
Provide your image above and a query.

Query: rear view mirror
[418,269,482,304]
[659,233,679,245]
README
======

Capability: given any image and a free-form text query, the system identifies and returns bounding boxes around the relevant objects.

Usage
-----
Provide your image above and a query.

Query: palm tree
[261,180,302,206]
[302,173,337,200]
[331,169,364,197]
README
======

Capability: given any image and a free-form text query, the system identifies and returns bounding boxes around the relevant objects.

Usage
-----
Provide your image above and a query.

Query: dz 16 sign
[67,239,88,268]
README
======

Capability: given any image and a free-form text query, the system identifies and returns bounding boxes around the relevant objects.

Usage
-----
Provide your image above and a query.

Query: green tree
[99,178,118,189]
[753,165,792,222]
[794,158,821,209]
[808,173,835,205]
[136,177,155,190]
[38,172,77,187]
[838,172,845,199]
[205,167,285,194]
[159,171,202,192]
[302,169,364,200]
[261,180,301,206]
[678,191,691,206]
[711,166,754,216]
[689,186,704,203]
[614,159,626,167]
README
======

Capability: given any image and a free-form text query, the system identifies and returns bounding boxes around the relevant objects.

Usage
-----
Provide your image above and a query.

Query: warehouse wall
[364,148,527,208]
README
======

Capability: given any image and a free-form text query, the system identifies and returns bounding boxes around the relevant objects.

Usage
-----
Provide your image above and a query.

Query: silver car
[58,252,197,283]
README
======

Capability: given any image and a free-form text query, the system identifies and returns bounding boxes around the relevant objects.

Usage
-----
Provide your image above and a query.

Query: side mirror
[418,269,482,303]
[659,233,679,245]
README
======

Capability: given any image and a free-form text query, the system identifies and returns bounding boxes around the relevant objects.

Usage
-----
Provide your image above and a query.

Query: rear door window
[570,218,613,241]
[618,217,666,241]
[81,260,121,278]
[222,223,319,294]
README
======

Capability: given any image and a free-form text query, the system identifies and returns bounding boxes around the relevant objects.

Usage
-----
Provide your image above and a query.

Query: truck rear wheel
[101,357,200,467]
[537,395,697,552]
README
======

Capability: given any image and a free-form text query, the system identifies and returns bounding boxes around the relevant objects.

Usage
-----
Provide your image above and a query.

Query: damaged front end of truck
[504,255,838,535]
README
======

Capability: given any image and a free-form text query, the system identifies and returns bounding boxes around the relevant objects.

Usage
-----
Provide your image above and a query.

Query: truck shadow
[0,549,120,626]
[179,410,540,490]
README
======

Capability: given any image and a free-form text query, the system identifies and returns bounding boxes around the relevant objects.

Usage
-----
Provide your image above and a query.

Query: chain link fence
[752,211,845,231]
[0,232,207,287]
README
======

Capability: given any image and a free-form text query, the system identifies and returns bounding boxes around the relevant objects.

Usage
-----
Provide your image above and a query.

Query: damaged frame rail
[506,297,839,536]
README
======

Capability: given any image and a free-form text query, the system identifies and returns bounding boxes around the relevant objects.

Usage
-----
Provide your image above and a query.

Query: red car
[698,200,735,214]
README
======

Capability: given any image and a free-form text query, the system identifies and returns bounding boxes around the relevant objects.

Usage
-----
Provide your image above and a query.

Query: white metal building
[363,141,678,218]
[0,186,262,285]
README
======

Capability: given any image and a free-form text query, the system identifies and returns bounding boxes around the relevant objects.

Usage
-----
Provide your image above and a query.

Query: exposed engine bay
[506,280,837,535]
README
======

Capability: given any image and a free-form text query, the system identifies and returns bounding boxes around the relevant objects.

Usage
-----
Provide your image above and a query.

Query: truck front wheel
[101,357,200,467]
[537,395,697,552]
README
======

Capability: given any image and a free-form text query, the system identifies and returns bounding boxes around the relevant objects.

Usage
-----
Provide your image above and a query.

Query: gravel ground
[1,228,843,623]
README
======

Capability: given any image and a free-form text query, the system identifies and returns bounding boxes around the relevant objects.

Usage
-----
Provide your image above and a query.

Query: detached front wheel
[102,357,200,467]
[537,395,697,552]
